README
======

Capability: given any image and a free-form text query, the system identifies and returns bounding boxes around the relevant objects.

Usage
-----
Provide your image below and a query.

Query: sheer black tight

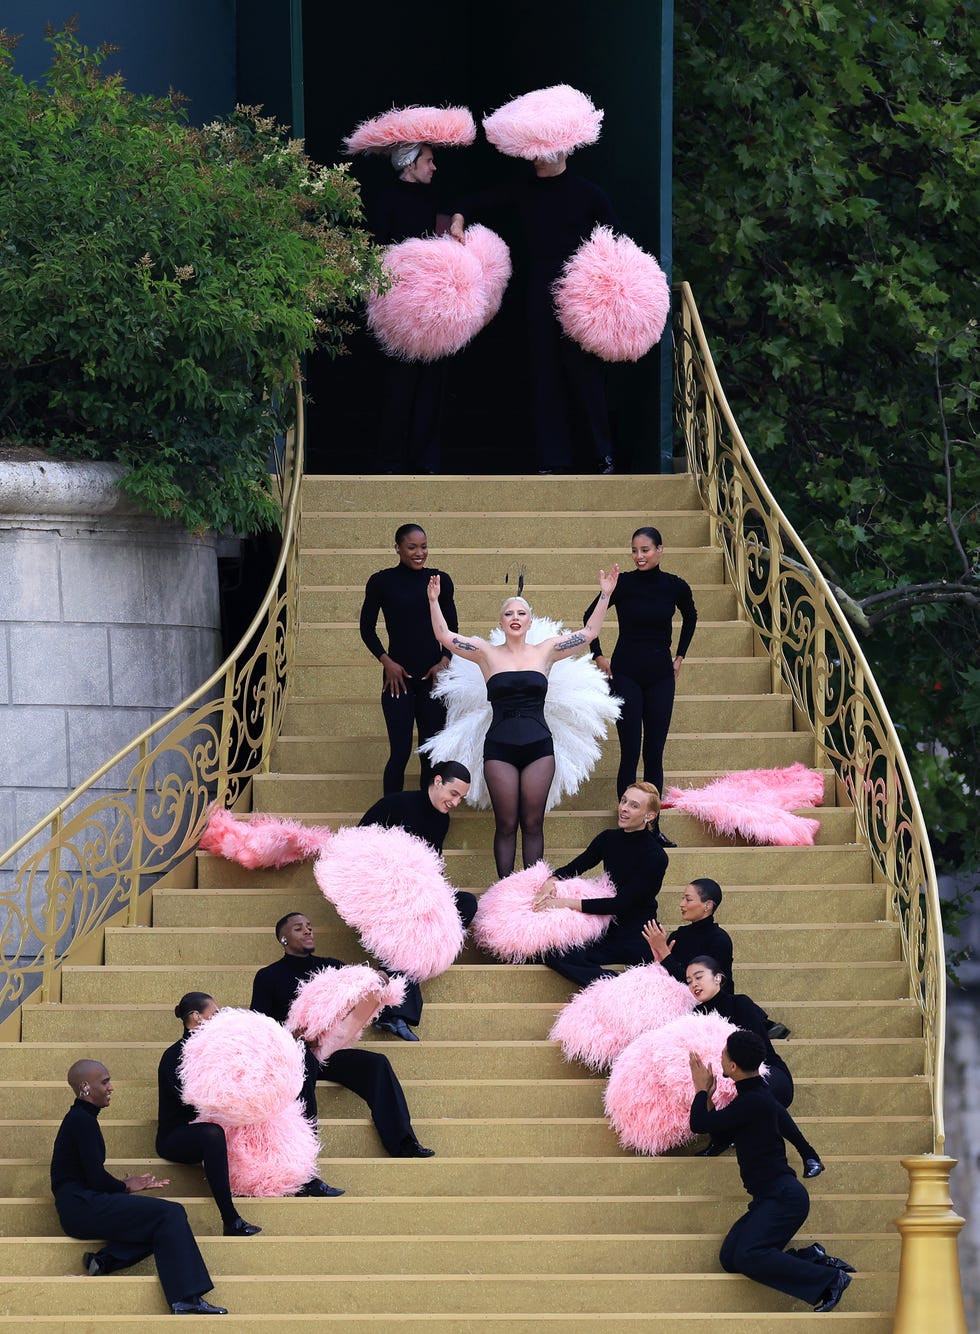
[485,755,556,877]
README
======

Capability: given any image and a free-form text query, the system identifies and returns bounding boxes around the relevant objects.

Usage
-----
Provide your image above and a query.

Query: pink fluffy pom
[483,85,603,162]
[471,861,615,964]
[199,807,330,869]
[178,1008,306,1126]
[313,825,465,982]
[604,1012,738,1155]
[221,1100,320,1197]
[286,964,408,1062]
[664,764,824,846]
[464,223,512,319]
[344,105,476,154]
[367,236,490,361]
[549,963,696,1071]
[553,227,670,362]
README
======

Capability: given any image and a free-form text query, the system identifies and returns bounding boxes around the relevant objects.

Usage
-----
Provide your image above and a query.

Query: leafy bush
[0,22,383,533]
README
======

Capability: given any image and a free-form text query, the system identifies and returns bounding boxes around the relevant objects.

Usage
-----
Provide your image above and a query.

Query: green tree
[0,23,383,534]
[674,0,980,870]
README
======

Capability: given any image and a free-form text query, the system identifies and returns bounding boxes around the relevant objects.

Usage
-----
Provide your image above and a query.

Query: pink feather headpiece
[344,105,476,155]
[482,84,603,162]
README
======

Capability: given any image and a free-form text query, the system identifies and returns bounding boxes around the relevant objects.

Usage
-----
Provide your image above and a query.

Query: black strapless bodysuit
[483,670,555,770]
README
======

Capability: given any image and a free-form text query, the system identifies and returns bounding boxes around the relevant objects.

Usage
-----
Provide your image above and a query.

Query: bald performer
[50,1060,228,1316]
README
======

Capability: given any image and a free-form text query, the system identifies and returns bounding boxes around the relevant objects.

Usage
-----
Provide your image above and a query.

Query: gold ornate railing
[0,386,305,1025]
[673,282,946,1153]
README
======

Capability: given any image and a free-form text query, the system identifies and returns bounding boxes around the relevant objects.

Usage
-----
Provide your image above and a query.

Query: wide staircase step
[0,472,920,1329]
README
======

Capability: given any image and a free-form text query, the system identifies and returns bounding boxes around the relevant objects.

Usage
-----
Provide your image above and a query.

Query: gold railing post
[812,594,827,769]
[39,814,63,1004]
[892,1156,968,1334]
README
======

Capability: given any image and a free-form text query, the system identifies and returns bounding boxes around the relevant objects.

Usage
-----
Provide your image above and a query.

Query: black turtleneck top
[50,1098,126,1196]
[584,566,698,667]
[156,1032,198,1142]
[690,1074,813,1197]
[359,563,458,678]
[660,916,735,991]
[359,788,449,855]
[250,953,345,1026]
[553,827,667,928]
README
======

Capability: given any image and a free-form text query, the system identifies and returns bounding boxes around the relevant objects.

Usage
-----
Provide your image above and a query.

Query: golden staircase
[0,467,924,1329]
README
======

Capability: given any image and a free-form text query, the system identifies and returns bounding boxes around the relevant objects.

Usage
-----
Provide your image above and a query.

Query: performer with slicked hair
[50,1059,227,1316]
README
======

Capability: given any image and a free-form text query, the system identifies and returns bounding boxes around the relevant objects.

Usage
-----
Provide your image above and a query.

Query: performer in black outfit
[156,993,264,1234]
[359,760,476,1040]
[689,1031,853,1313]
[533,782,668,988]
[51,1059,227,1316]
[427,565,619,876]
[643,878,735,990]
[250,913,434,1158]
[360,523,459,795]
[584,527,698,816]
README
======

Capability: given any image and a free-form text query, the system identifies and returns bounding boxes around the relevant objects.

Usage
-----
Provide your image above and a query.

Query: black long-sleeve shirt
[553,827,667,929]
[50,1099,127,1197]
[250,953,345,1026]
[359,563,458,677]
[369,179,455,246]
[359,789,449,855]
[157,1033,196,1141]
[695,992,785,1079]
[660,916,735,992]
[584,566,698,665]
[690,1075,813,1197]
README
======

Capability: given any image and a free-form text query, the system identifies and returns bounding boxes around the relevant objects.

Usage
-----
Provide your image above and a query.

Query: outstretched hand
[427,574,441,602]
[125,1172,170,1192]
[599,564,620,598]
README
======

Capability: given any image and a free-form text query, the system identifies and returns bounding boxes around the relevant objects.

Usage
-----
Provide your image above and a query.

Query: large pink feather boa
[472,861,616,963]
[549,963,696,1070]
[220,1102,320,1197]
[286,964,408,1062]
[199,806,331,868]
[313,824,465,982]
[664,763,825,846]
[604,1012,739,1155]
[178,1008,306,1126]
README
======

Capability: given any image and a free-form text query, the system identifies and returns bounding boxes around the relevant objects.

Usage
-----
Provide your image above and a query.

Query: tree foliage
[673,0,980,869]
[0,23,384,534]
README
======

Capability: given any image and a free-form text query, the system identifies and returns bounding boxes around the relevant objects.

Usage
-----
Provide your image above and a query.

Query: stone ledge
[0,459,143,519]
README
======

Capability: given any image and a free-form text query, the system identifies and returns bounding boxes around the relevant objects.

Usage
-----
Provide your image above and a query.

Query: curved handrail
[0,383,306,1020]
[673,282,945,1153]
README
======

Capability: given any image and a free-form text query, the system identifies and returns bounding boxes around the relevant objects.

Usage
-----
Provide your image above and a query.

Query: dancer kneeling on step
[532,781,667,987]
[689,1031,853,1314]
[51,1059,228,1316]
[359,759,477,1041]
[250,914,434,1159]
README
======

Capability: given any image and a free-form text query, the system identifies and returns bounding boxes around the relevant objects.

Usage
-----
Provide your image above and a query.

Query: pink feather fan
[664,764,825,846]
[313,824,465,982]
[221,1100,320,1197]
[483,84,603,162]
[553,227,670,362]
[286,964,408,1062]
[199,806,330,869]
[464,223,512,319]
[604,1012,738,1155]
[471,861,616,964]
[549,963,696,1071]
[344,105,476,154]
[178,1008,306,1126]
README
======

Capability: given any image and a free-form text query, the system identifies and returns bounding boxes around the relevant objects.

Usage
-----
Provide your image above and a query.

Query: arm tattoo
[599,592,608,601]
[451,635,479,652]
[555,632,587,651]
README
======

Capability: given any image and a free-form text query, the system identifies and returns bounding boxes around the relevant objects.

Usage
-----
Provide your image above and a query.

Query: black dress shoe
[767,1021,792,1040]
[374,1017,420,1042]
[223,1216,262,1236]
[814,1269,851,1313]
[171,1296,229,1315]
[82,1251,104,1276]
[696,1138,732,1157]
[296,1177,345,1197]
[598,455,615,474]
[394,1138,436,1158]
[798,1242,856,1273]
[803,1157,825,1178]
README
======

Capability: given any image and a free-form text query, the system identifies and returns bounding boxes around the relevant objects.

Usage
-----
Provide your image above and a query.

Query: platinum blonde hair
[499,595,532,616]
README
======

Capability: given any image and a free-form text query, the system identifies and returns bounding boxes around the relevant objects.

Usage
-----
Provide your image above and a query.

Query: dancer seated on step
[689,1032,853,1314]
[643,879,792,1041]
[358,759,477,1041]
[250,913,435,1158]
[51,1059,228,1316]
[530,782,667,988]
[157,992,341,1218]
[427,565,619,877]
[685,958,822,1171]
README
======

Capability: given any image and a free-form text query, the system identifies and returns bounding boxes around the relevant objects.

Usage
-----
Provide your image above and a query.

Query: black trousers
[377,357,447,473]
[55,1184,212,1306]
[380,890,479,1027]
[719,1177,830,1304]
[156,1122,237,1227]
[302,1046,415,1154]
[380,677,448,794]
[542,923,650,989]
[527,282,611,470]
[611,667,676,797]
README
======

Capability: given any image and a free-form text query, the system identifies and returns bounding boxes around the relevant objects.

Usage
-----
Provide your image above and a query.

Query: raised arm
[548,566,620,661]
[427,574,486,659]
